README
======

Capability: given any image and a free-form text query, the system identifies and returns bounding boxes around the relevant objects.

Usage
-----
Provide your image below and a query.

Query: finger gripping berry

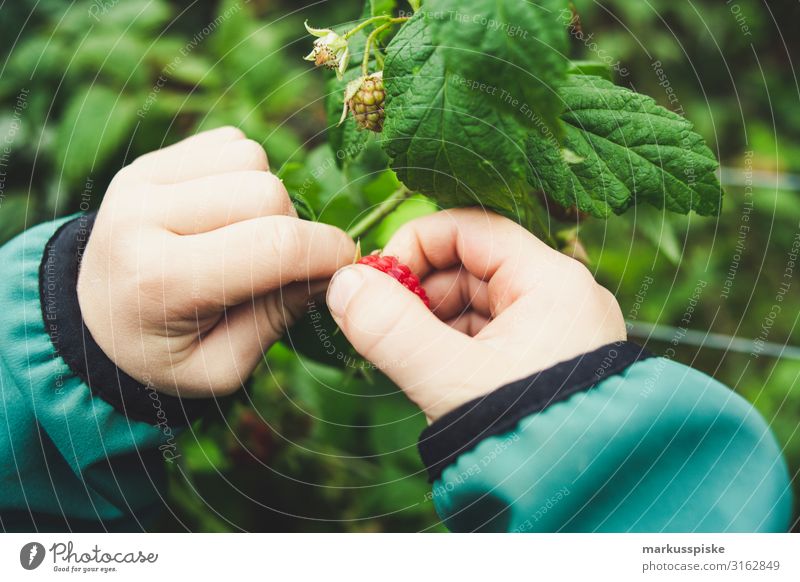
[358,254,430,309]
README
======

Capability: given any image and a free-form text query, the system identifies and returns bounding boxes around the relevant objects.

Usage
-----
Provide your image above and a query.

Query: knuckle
[263,217,301,266]
[594,283,617,305]
[105,231,134,268]
[216,125,246,141]
[594,284,624,318]
[130,150,156,168]
[113,164,140,185]
[256,172,292,214]
[593,285,627,339]
[237,139,269,170]
[136,266,172,302]
[443,207,482,221]
[129,240,182,304]
[386,220,416,248]
[560,256,595,288]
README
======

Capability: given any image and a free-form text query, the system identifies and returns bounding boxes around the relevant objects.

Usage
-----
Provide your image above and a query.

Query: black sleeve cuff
[418,341,655,482]
[38,213,210,426]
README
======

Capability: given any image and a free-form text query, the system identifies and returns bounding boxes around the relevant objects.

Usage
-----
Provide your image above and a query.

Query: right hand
[326,209,626,422]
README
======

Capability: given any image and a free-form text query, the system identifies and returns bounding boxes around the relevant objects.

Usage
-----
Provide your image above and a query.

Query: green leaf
[167,55,222,88]
[566,60,614,81]
[210,0,254,57]
[288,190,317,221]
[635,208,683,266]
[530,75,723,218]
[277,145,365,231]
[382,5,566,211]
[55,86,138,188]
[2,36,66,96]
[182,435,229,473]
[67,0,170,34]
[372,194,437,247]
[370,0,397,16]
[0,193,32,245]
[525,132,570,207]
[426,0,568,128]
[71,33,150,87]
[103,0,170,31]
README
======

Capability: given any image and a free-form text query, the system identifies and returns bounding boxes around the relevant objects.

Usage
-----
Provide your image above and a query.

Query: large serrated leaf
[426,0,568,129]
[381,4,567,212]
[529,75,723,218]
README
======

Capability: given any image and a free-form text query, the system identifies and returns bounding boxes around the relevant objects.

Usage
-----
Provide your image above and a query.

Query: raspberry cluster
[358,254,430,308]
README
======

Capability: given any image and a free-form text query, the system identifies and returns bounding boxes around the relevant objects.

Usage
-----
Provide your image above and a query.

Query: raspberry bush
[8,0,797,535]
[300,0,722,242]
[287,0,723,366]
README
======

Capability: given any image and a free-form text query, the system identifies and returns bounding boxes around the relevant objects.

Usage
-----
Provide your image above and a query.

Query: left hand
[78,127,356,397]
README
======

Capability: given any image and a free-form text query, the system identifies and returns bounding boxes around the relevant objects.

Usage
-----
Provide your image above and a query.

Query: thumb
[326,264,492,405]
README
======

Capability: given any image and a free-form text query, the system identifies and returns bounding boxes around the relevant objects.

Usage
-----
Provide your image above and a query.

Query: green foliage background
[1,0,797,531]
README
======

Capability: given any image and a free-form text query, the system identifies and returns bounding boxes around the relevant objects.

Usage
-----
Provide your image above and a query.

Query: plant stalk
[344,15,392,39]
[344,15,409,40]
[362,23,392,75]
[347,186,414,240]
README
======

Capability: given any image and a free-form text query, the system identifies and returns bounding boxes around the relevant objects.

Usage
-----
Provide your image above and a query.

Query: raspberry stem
[346,186,414,239]
[343,16,391,40]
[341,15,410,76]
[362,22,392,75]
[344,15,409,41]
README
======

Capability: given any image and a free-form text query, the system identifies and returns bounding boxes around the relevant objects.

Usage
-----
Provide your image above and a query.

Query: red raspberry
[357,254,430,309]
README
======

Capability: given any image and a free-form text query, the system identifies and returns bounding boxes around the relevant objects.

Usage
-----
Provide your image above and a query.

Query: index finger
[178,216,356,308]
[383,208,562,286]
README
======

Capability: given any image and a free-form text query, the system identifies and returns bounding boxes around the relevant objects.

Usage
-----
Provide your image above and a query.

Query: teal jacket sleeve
[0,214,207,531]
[418,342,793,532]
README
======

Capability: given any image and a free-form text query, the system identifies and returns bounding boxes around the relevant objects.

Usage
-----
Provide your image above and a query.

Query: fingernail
[327,267,363,318]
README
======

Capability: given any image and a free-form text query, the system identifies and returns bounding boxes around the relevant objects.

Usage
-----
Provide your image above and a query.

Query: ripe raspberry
[348,72,385,132]
[358,253,430,308]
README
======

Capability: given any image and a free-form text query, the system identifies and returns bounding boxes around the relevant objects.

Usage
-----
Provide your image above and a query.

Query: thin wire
[718,166,800,192]
[621,168,800,360]
[627,321,800,361]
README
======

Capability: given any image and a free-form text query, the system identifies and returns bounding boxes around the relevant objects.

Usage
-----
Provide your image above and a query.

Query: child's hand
[326,209,626,421]
[78,127,355,397]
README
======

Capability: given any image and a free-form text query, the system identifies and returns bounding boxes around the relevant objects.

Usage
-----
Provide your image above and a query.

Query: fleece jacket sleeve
[0,215,207,531]
[418,341,793,532]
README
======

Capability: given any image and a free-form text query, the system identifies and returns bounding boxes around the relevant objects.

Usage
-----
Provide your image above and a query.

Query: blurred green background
[0,0,797,531]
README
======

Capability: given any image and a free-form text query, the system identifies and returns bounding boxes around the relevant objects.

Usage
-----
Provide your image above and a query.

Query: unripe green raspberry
[346,72,385,132]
